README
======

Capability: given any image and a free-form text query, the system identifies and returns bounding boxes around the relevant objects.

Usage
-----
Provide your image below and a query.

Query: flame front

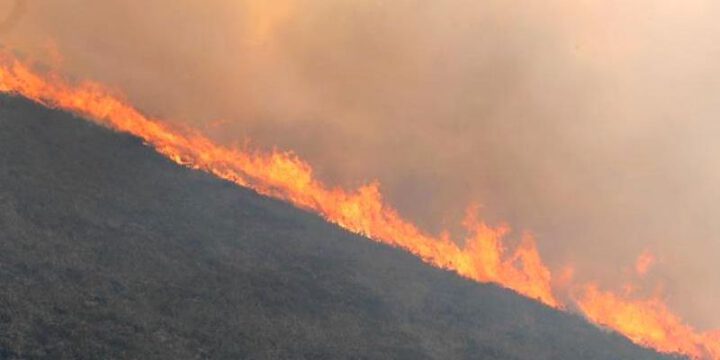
[576,285,720,359]
[0,52,718,359]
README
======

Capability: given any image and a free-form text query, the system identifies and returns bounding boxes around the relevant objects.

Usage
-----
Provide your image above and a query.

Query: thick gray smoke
[4,0,720,329]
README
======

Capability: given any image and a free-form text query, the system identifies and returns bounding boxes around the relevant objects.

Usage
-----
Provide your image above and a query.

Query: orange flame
[576,284,720,359]
[0,51,559,308]
[1,51,718,359]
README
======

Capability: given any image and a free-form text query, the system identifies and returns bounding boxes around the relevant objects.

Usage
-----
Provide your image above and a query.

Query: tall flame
[0,52,717,359]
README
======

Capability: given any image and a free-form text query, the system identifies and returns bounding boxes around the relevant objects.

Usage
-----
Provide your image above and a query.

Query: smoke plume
[3,0,720,330]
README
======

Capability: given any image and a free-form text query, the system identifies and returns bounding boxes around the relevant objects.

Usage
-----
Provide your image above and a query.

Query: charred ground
[0,94,679,359]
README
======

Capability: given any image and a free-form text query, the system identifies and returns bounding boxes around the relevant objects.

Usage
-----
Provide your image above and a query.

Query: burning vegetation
[0,52,718,359]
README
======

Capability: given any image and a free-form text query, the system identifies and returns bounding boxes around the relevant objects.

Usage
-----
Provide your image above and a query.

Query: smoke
[0,0,26,34]
[4,0,720,329]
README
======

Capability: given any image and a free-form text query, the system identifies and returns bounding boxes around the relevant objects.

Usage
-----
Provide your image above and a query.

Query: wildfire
[0,51,717,359]
[0,51,559,308]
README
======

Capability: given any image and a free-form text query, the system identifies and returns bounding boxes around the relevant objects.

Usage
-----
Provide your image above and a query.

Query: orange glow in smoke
[635,250,656,277]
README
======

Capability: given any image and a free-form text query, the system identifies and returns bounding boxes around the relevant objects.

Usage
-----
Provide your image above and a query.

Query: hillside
[0,94,678,359]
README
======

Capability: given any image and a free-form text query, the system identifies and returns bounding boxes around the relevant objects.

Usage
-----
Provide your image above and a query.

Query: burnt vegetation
[0,94,681,359]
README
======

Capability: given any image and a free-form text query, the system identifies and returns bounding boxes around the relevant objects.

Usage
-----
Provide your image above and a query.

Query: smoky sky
[4,0,720,329]
[0,0,25,33]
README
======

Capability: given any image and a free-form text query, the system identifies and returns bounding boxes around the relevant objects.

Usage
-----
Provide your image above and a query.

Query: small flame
[0,51,717,359]
[555,265,575,290]
[635,250,656,277]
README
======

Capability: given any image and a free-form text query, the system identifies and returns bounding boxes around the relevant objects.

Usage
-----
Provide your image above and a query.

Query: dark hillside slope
[0,94,677,359]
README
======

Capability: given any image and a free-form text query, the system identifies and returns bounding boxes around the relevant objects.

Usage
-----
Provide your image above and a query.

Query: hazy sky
[2,0,719,329]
